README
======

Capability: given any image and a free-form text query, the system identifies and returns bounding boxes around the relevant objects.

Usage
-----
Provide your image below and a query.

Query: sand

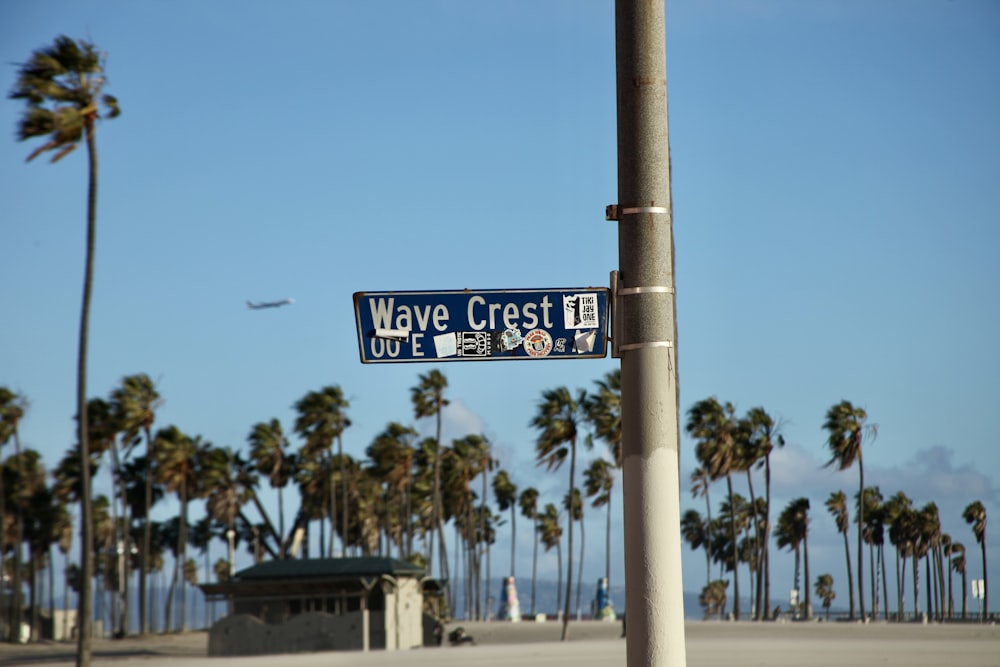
[1,620,997,667]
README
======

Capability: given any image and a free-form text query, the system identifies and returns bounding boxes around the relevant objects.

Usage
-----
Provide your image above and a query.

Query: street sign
[353,287,609,363]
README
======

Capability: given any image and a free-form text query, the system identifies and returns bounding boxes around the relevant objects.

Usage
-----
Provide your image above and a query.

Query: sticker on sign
[352,287,610,363]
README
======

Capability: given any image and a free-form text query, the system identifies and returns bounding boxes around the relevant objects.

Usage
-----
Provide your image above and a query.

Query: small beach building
[199,556,436,656]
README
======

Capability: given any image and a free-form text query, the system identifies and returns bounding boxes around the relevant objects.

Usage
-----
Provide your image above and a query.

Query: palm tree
[951,542,968,619]
[537,502,563,616]
[962,500,987,620]
[858,487,887,620]
[0,387,29,640]
[247,419,292,554]
[815,573,836,621]
[682,509,711,588]
[532,386,588,639]
[293,386,351,557]
[411,370,450,586]
[823,400,877,621]
[775,497,811,619]
[699,580,729,620]
[564,487,585,620]
[825,490,856,619]
[883,490,913,621]
[686,397,741,619]
[743,407,783,619]
[109,373,161,635]
[732,415,765,620]
[366,422,418,559]
[153,426,200,631]
[586,370,622,467]
[519,487,540,616]
[11,36,120,663]
[492,470,518,579]
[584,458,615,592]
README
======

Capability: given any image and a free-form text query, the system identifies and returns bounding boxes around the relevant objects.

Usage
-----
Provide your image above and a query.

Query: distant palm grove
[1,376,992,642]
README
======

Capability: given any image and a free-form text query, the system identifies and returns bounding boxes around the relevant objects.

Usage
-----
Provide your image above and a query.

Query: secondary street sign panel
[353,287,610,364]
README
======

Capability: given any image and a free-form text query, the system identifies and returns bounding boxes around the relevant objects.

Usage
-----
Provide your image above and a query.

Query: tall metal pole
[615,1,687,666]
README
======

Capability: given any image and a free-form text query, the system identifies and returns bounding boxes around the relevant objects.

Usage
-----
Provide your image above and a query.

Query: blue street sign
[353,287,610,363]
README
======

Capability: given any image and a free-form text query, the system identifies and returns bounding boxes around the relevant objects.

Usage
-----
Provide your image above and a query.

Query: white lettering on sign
[369,298,450,333]
[467,295,554,331]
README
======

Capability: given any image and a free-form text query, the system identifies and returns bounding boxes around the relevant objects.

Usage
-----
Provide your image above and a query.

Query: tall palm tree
[916,502,941,620]
[248,419,291,554]
[492,470,518,579]
[537,502,563,616]
[153,426,199,631]
[686,397,741,619]
[532,386,588,640]
[6,448,46,641]
[962,500,987,620]
[584,458,615,594]
[951,542,968,619]
[109,373,161,635]
[0,387,29,640]
[411,371,450,587]
[293,386,350,557]
[883,490,913,620]
[564,487,585,620]
[732,415,765,620]
[823,400,877,621]
[775,497,811,619]
[825,490,856,619]
[519,487,540,616]
[366,422,418,559]
[11,36,120,664]
[858,486,886,620]
[744,407,783,620]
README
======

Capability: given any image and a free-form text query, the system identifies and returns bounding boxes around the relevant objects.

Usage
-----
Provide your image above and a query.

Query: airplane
[247,298,295,310]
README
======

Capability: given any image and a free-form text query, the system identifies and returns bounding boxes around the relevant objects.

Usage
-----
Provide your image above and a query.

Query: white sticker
[574,330,597,353]
[434,333,457,358]
[563,293,599,329]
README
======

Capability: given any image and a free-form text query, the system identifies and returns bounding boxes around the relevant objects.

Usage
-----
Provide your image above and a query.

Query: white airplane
[247,298,295,310]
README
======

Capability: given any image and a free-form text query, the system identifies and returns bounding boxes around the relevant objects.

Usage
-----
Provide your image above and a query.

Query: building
[199,557,439,656]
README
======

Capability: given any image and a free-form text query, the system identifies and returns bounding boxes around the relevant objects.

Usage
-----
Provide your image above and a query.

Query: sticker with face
[522,329,553,358]
[497,327,524,352]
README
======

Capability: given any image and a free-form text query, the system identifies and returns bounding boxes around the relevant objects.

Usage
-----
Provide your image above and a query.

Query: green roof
[233,557,425,582]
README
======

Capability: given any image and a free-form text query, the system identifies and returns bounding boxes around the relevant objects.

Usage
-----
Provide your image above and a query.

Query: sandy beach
[1,620,997,667]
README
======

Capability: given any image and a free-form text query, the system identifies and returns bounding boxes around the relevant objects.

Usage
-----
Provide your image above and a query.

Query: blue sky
[2,1,998,617]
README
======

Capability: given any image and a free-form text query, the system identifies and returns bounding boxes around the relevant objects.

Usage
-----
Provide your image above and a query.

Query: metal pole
[615,1,687,666]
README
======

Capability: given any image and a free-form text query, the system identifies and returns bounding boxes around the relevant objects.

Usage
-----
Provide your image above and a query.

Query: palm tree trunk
[842,528,856,620]
[961,571,967,619]
[745,470,763,621]
[725,475,740,620]
[869,542,877,618]
[925,554,933,619]
[803,533,812,619]
[605,493,612,588]
[764,456,772,620]
[575,515,585,620]
[510,506,517,579]
[895,548,903,621]
[857,460,866,621]
[76,115,99,666]
[880,545,889,622]
[180,482,188,633]
[981,540,989,621]
[141,424,153,636]
[561,445,575,640]
[530,514,538,616]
